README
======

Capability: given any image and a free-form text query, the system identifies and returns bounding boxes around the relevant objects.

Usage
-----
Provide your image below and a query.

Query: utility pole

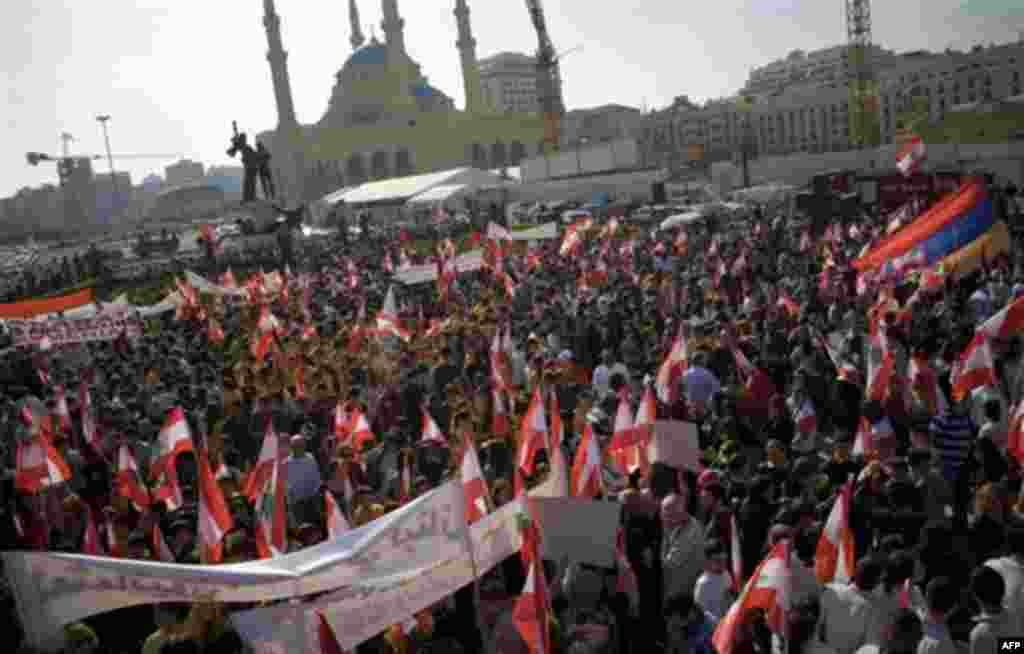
[96,115,118,222]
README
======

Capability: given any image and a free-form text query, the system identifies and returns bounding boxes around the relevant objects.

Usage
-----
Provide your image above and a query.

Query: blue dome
[413,84,439,98]
[348,43,388,66]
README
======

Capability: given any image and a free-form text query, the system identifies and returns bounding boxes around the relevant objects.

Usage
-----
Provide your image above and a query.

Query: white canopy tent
[405,184,471,207]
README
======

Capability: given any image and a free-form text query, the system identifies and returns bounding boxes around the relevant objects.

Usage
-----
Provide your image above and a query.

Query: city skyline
[2,0,1021,199]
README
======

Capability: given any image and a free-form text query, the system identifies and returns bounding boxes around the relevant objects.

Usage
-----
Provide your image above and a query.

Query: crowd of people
[1,176,1024,654]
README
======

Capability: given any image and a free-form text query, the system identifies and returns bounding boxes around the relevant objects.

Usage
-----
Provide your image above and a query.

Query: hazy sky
[2,0,1021,198]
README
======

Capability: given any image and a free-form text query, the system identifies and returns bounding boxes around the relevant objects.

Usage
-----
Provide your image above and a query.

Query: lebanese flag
[792,399,817,435]
[627,386,656,476]
[15,430,72,494]
[220,269,238,288]
[950,332,996,401]
[570,424,603,498]
[517,388,548,475]
[244,421,279,501]
[461,435,491,525]
[730,513,744,592]
[607,396,638,474]
[655,322,689,403]
[150,407,194,483]
[82,507,102,555]
[116,445,151,512]
[727,333,777,413]
[325,491,351,539]
[897,136,926,177]
[712,541,793,654]
[152,525,175,562]
[514,560,552,654]
[254,452,290,560]
[52,386,72,436]
[197,447,234,564]
[980,295,1024,341]
[674,229,689,256]
[909,354,947,415]
[349,408,376,453]
[544,390,570,497]
[559,224,582,257]
[853,416,894,458]
[1007,401,1024,466]
[493,389,511,438]
[491,325,515,391]
[79,383,101,456]
[865,338,896,404]
[421,408,448,446]
[330,402,351,454]
[376,286,411,342]
[815,479,855,584]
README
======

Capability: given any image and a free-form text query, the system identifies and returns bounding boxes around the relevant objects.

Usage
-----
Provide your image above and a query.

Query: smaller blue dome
[413,84,439,98]
[348,43,388,66]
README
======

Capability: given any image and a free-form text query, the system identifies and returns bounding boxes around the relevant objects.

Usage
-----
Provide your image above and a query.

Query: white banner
[3,481,480,652]
[395,251,486,285]
[6,315,143,348]
[233,497,525,654]
[510,222,558,241]
[185,271,247,297]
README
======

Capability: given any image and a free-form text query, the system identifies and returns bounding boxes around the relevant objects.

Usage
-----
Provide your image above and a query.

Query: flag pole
[459,474,489,648]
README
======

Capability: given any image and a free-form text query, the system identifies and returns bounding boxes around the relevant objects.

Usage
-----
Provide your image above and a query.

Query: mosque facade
[257,0,546,204]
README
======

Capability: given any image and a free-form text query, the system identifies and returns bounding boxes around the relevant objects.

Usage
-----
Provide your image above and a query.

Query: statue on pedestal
[227,121,275,203]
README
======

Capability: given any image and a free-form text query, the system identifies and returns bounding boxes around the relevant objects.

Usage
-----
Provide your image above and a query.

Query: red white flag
[815,479,855,584]
[570,424,604,498]
[197,447,235,564]
[325,491,351,540]
[514,560,552,654]
[376,286,411,342]
[421,408,448,446]
[245,421,279,501]
[493,389,511,438]
[655,322,689,403]
[950,332,996,401]
[517,388,548,475]
[116,445,151,512]
[607,396,638,474]
[460,435,491,525]
[15,429,72,494]
[897,136,926,177]
[712,541,792,654]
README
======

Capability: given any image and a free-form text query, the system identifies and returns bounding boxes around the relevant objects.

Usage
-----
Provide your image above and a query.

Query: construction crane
[525,0,565,155]
[25,150,183,186]
[845,0,881,148]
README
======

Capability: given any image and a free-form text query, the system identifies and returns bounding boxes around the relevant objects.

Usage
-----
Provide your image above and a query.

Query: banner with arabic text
[3,480,484,652]
[233,496,525,654]
[7,315,143,348]
[0,288,95,319]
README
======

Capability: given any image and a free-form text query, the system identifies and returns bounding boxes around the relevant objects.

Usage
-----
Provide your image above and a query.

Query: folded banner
[0,287,95,319]
[233,497,525,654]
[7,315,143,348]
[3,480,481,652]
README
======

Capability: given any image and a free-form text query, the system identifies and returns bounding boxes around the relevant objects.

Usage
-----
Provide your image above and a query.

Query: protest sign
[395,251,486,285]
[3,480,479,651]
[7,315,143,348]
[649,420,702,472]
[531,497,620,567]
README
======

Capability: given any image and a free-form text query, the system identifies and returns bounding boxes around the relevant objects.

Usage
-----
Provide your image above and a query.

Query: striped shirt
[929,412,976,479]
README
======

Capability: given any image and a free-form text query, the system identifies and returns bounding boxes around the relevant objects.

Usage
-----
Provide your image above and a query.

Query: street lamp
[96,115,118,222]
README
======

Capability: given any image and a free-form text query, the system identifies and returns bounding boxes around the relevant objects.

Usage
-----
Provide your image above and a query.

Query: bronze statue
[226,121,263,203]
[256,143,276,200]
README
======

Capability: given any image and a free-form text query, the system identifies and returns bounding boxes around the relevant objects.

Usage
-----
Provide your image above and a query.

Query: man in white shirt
[694,540,732,623]
[984,527,1024,626]
[917,577,958,654]
[591,349,629,396]
[284,434,322,508]
[818,556,887,654]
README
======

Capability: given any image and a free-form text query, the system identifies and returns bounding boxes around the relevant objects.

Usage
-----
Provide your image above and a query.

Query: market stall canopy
[405,184,469,207]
